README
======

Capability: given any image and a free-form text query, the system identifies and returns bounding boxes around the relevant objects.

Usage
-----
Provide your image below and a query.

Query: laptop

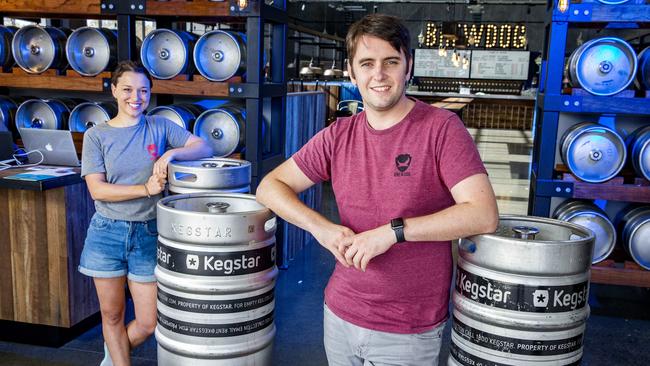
[18,128,81,167]
[0,131,14,161]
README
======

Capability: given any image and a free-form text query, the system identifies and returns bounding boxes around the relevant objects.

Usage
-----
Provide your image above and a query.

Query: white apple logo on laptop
[45,143,54,152]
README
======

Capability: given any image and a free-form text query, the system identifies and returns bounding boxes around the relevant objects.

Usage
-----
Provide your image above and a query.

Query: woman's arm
[85,173,166,202]
[153,135,213,177]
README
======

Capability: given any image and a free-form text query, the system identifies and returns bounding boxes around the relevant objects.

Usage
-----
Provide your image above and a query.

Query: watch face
[391,218,404,228]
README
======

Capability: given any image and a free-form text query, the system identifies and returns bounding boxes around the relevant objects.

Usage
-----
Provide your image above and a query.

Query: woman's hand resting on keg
[145,173,167,196]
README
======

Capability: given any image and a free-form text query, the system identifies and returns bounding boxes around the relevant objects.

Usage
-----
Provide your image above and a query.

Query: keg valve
[589,149,603,161]
[212,50,224,62]
[202,162,219,168]
[29,44,41,55]
[31,118,44,128]
[598,60,612,74]
[159,48,170,60]
[211,128,224,140]
[85,121,96,129]
[512,226,539,240]
[83,47,95,58]
[207,201,230,213]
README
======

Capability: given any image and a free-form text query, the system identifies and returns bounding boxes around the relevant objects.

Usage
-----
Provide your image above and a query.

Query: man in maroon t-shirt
[257,14,498,365]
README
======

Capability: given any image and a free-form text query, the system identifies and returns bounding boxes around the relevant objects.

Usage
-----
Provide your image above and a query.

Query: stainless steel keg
[193,106,246,157]
[156,193,277,365]
[637,46,650,90]
[0,26,17,68]
[141,29,196,79]
[12,25,69,74]
[627,125,650,181]
[617,206,650,270]
[69,101,117,132]
[560,122,626,183]
[15,98,79,130]
[553,200,616,264]
[147,103,206,131]
[168,158,251,194]
[193,30,246,82]
[568,37,636,96]
[449,215,594,366]
[0,96,18,132]
[66,27,117,76]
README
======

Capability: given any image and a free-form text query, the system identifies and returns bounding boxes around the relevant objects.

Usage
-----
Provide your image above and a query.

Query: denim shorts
[79,213,158,283]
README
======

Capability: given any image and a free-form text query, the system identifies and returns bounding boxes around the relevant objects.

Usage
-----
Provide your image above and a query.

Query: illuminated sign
[424,22,527,49]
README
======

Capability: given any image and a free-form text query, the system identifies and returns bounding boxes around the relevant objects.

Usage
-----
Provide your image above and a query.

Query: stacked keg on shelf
[449,215,595,366]
[155,193,277,365]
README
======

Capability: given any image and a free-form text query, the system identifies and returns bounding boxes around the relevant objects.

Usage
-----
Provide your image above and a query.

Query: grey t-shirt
[81,115,191,221]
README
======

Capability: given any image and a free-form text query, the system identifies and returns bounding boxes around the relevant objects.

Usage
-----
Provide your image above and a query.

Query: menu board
[470,50,530,80]
[413,49,471,78]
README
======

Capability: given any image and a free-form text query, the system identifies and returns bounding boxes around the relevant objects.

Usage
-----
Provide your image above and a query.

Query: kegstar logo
[394,154,412,176]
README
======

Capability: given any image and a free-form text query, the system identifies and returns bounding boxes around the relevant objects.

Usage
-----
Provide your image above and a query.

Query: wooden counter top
[0,166,82,191]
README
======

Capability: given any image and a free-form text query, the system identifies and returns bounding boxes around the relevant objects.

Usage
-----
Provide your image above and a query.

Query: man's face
[348,35,411,114]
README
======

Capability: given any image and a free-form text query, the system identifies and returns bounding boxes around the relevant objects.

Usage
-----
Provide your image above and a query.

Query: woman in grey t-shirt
[79,61,212,366]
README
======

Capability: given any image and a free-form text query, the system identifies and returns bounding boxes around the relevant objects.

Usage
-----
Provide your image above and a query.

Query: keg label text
[449,341,583,366]
[452,316,583,356]
[158,288,274,314]
[157,311,274,338]
[455,268,589,313]
[157,242,275,276]
[169,222,233,239]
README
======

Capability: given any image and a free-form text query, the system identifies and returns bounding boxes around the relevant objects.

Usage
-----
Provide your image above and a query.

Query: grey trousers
[323,303,444,366]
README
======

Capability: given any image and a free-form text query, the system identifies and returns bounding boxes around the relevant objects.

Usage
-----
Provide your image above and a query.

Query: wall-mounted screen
[470,50,530,80]
[413,49,471,78]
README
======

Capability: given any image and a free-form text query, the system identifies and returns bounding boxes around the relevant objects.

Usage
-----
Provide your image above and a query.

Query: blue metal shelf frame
[529,0,650,217]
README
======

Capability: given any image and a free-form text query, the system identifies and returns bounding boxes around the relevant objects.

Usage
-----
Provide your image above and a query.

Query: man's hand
[311,222,356,267]
[153,150,176,178]
[342,224,396,271]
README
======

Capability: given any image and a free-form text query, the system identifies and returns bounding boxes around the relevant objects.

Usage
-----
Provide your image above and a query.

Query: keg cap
[66,27,113,76]
[193,108,243,157]
[69,102,110,132]
[571,37,636,96]
[564,124,626,183]
[194,30,244,81]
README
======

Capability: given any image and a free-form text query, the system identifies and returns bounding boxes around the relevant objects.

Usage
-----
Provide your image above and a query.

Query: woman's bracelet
[143,184,151,198]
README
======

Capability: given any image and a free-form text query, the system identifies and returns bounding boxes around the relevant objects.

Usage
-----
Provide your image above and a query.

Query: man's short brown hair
[346,14,411,71]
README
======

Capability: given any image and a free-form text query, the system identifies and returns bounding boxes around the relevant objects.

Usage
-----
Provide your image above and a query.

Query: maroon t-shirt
[293,99,487,333]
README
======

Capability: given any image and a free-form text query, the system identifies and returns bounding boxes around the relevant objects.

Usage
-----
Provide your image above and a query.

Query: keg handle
[458,239,476,253]
[211,128,224,140]
[172,172,198,184]
[512,226,539,240]
[31,118,43,128]
[264,216,277,233]
[206,201,230,213]
[83,47,95,58]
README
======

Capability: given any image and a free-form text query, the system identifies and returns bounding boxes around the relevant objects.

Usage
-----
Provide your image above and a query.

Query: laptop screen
[18,128,81,167]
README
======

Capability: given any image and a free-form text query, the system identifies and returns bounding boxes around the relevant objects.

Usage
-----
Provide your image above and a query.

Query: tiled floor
[2,128,650,365]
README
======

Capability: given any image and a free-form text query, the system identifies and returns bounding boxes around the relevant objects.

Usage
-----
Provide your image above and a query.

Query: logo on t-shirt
[147,143,159,161]
[394,154,412,176]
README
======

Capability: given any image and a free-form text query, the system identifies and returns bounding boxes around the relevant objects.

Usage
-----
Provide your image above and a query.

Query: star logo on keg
[186,254,199,270]
[532,289,549,307]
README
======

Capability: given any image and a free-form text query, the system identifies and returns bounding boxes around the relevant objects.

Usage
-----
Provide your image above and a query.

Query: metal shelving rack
[529,0,650,286]
[0,0,288,191]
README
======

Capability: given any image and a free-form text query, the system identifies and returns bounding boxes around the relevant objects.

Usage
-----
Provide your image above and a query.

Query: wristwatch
[390,217,406,243]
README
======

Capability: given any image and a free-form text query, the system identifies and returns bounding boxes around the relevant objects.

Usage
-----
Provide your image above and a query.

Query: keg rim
[572,37,637,96]
[140,29,189,80]
[157,192,270,216]
[169,157,251,170]
[562,123,626,183]
[469,215,594,244]
[12,25,65,74]
[65,26,113,77]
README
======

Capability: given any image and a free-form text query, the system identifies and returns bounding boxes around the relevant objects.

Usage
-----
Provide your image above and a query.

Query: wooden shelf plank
[0,70,106,92]
[591,265,650,287]
[145,0,233,17]
[151,78,230,97]
[0,0,103,16]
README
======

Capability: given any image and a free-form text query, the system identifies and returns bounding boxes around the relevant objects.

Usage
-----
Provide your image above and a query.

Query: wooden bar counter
[0,167,99,346]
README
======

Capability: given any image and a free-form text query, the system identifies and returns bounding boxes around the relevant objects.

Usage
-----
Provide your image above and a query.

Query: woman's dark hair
[346,14,411,77]
[111,60,153,87]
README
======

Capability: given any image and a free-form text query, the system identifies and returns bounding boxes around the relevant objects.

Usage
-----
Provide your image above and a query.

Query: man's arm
[256,158,352,266]
[343,173,499,271]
